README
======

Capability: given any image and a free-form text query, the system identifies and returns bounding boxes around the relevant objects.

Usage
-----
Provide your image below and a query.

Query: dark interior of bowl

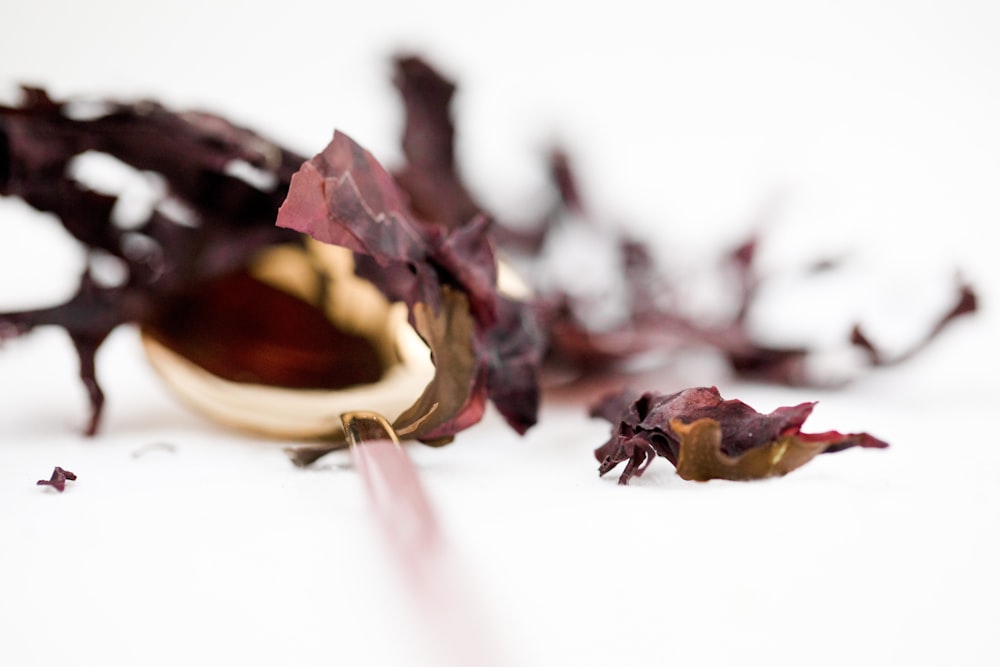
[144,269,385,390]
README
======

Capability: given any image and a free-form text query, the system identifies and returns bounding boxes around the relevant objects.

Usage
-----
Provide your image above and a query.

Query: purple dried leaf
[276,130,543,443]
[386,54,979,389]
[392,56,485,231]
[1,88,305,433]
[538,152,977,387]
[37,466,77,492]
[593,386,888,484]
[850,280,977,367]
[386,55,885,391]
[485,296,545,434]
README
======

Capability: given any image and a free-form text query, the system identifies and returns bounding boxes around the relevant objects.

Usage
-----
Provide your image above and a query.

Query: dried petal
[671,418,875,482]
[851,280,978,367]
[277,131,542,443]
[392,287,487,443]
[37,466,77,492]
[593,386,887,484]
[392,56,484,231]
[1,89,304,433]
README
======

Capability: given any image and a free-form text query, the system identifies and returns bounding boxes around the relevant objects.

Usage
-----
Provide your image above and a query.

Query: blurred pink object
[343,412,507,667]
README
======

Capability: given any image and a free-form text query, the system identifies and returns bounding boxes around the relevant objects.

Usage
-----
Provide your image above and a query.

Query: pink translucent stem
[342,412,506,667]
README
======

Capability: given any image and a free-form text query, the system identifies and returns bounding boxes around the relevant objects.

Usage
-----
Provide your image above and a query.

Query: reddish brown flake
[593,387,888,484]
[1,88,304,434]
[276,131,544,444]
[37,466,77,492]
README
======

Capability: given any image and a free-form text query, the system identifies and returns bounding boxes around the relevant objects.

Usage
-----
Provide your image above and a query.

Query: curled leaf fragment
[1,88,304,434]
[37,466,77,492]
[392,55,483,232]
[592,386,887,484]
[385,56,978,389]
[276,130,544,450]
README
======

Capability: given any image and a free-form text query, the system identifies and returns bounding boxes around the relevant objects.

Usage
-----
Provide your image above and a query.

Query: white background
[2,1,999,665]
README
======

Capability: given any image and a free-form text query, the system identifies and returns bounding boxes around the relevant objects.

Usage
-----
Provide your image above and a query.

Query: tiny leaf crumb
[37,466,77,492]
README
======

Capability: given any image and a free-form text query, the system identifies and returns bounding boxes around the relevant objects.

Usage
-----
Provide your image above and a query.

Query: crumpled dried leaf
[534,156,977,387]
[592,386,888,484]
[276,130,543,445]
[392,287,486,443]
[1,88,304,434]
[2,79,544,447]
[392,56,484,232]
[36,466,77,492]
[849,282,977,368]
[1,55,976,452]
[386,56,978,389]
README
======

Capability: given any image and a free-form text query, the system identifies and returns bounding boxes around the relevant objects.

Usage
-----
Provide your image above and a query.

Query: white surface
[2,2,999,665]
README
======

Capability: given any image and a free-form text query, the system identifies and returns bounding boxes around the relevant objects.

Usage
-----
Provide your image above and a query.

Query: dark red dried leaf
[1,88,305,433]
[276,130,543,442]
[392,56,485,232]
[37,466,77,492]
[385,56,977,389]
[592,386,888,484]
[2,55,976,452]
[851,282,978,367]
[535,152,976,386]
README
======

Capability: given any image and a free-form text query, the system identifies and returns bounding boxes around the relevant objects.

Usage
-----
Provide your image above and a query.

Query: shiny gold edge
[141,242,435,440]
[141,332,433,439]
